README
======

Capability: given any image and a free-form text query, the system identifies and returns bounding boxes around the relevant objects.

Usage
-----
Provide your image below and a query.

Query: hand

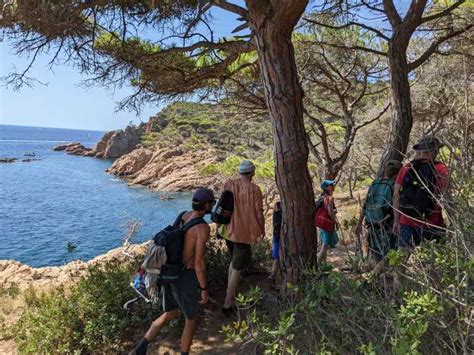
[199,290,209,305]
[257,235,264,243]
[392,223,400,236]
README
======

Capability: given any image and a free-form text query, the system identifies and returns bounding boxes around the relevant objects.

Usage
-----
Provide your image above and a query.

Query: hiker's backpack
[364,179,394,224]
[141,211,206,299]
[399,160,438,220]
[314,195,335,232]
[211,190,234,224]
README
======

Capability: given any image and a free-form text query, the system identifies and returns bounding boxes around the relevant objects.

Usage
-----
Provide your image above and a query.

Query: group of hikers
[130,135,449,355]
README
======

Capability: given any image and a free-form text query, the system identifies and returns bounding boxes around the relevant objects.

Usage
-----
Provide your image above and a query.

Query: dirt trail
[124,245,353,355]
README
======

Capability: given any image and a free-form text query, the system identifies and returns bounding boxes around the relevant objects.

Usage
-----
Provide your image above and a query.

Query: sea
[0,124,191,267]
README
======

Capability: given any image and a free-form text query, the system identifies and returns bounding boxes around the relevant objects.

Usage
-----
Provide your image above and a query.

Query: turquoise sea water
[0,124,190,267]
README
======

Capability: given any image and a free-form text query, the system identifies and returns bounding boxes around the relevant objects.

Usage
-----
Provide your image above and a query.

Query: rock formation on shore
[53,124,144,159]
[107,146,221,191]
[0,243,147,292]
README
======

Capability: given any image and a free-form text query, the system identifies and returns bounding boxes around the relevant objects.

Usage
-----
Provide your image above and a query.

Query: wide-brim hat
[413,136,444,151]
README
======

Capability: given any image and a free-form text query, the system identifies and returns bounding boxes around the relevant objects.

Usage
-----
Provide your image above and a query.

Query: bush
[11,259,161,354]
[224,238,473,354]
[200,154,275,179]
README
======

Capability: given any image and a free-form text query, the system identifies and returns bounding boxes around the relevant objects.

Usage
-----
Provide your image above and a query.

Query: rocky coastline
[54,112,223,192]
[107,146,221,191]
[53,124,144,158]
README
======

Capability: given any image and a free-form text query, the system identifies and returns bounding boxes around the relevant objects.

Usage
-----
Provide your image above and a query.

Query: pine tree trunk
[246,0,316,281]
[379,40,413,173]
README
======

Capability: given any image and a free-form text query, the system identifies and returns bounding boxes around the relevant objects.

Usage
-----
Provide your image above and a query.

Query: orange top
[224,177,265,244]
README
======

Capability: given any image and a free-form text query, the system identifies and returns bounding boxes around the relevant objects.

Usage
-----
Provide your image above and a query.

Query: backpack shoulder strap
[181,217,206,232]
[173,211,187,228]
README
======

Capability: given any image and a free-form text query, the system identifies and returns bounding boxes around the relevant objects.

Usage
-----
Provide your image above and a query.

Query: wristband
[198,285,207,291]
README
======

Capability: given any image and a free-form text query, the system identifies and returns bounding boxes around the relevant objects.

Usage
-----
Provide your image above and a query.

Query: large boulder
[53,142,91,156]
[101,125,144,158]
[91,131,115,158]
[53,142,80,151]
[106,147,154,176]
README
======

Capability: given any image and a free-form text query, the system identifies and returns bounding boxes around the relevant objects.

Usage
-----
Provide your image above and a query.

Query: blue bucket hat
[320,179,335,190]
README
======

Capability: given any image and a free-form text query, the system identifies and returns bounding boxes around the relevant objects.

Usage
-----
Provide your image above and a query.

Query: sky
[0,1,410,131]
[0,7,241,131]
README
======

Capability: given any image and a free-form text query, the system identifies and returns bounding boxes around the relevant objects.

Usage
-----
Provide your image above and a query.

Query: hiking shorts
[272,236,280,260]
[225,239,252,271]
[162,269,200,320]
[399,225,444,249]
[319,228,338,248]
[366,223,396,262]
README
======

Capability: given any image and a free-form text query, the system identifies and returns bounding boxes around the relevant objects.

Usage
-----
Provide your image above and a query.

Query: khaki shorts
[225,239,252,271]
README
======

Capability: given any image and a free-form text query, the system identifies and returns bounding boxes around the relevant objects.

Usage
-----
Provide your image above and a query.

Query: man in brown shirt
[222,160,265,316]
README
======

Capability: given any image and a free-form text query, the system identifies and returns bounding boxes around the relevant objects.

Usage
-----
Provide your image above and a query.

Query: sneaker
[221,305,237,317]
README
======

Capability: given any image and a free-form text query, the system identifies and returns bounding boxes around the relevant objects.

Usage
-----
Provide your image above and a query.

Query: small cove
[0,124,190,267]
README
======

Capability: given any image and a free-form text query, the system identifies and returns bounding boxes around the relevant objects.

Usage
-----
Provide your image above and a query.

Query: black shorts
[225,239,252,271]
[162,269,199,320]
[366,223,396,263]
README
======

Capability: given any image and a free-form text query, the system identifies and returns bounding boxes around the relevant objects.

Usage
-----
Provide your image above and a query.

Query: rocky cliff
[53,124,144,159]
[107,146,222,191]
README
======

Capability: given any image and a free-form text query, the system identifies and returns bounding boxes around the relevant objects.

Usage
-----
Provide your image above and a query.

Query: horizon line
[0,123,106,133]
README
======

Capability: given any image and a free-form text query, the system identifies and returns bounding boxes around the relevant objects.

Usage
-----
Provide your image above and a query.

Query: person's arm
[355,187,370,233]
[392,166,406,236]
[327,196,336,223]
[194,224,210,305]
[392,183,401,236]
[255,188,265,240]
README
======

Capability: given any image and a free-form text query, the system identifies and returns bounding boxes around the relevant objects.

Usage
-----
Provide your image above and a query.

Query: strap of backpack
[181,217,206,232]
[173,211,187,227]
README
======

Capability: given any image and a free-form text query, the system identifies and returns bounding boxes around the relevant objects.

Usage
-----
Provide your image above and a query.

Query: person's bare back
[181,211,211,270]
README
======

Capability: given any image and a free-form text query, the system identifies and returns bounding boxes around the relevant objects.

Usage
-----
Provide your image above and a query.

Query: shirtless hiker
[131,188,215,355]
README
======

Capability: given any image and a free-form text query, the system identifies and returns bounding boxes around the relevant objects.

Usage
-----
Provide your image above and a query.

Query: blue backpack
[364,179,394,224]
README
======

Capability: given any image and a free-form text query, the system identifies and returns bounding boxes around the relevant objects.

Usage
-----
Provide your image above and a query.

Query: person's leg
[270,236,280,280]
[270,259,279,277]
[224,266,241,308]
[317,245,328,264]
[180,318,197,353]
[224,243,250,310]
[144,310,180,341]
[317,229,329,264]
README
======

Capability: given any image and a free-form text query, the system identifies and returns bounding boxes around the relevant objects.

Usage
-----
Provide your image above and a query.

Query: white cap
[238,160,256,174]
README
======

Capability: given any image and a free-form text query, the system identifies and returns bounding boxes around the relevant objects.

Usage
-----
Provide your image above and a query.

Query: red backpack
[314,195,335,232]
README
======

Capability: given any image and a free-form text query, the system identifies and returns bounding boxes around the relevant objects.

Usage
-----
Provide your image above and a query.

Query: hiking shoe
[222,305,237,317]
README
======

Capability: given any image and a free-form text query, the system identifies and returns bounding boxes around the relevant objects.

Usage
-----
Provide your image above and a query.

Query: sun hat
[320,179,335,190]
[238,160,256,174]
[413,136,444,151]
[192,188,215,203]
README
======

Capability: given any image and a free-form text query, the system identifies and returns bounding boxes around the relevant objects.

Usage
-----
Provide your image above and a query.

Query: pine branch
[408,24,474,70]
[304,18,390,40]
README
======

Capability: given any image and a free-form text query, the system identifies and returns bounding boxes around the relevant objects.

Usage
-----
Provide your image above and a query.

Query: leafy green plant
[11,260,161,353]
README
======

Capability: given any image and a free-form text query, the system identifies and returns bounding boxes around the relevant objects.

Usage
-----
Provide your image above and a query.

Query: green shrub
[223,239,473,354]
[11,259,161,354]
[200,155,275,179]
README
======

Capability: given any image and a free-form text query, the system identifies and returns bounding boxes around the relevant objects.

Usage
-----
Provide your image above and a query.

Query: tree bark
[379,40,413,173]
[246,0,316,281]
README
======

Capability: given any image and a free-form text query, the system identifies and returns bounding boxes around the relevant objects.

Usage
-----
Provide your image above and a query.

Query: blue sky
[0,7,241,131]
[0,1,410,131]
